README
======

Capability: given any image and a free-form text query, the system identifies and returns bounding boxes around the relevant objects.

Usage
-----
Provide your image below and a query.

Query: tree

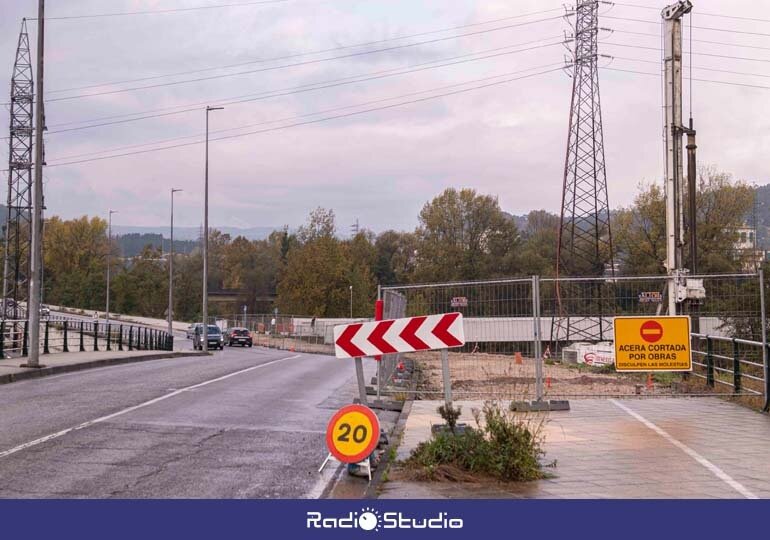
[373,230,418,286]
[414,188,520,282]
[517,210,560,277]
[613,167,755,275]
[43,216,109,309]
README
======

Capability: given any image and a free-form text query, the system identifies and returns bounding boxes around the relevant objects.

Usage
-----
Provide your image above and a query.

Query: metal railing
[691,334,769,401]
[0,315,174,358]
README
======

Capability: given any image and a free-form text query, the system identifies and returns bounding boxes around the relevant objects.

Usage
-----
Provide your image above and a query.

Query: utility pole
[24,0,45,368]
[168,188,182,336]
[202,106,223,352]
[662,0,693,316]
[106,209,117,322]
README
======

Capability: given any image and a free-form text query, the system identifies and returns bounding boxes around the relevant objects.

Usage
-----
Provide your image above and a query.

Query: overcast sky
[1,0,768,235]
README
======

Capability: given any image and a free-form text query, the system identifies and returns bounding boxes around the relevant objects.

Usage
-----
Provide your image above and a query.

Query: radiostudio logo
[306,506,463,531]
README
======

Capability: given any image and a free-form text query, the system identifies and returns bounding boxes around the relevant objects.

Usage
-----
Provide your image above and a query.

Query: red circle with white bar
[640,320,664,343]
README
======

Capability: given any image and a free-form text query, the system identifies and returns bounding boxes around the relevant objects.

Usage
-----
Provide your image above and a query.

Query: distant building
[729,224,763,271]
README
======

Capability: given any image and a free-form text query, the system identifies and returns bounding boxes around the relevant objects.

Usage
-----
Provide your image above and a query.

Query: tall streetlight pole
[24,0,45,368]
[168,188,182,336]
[202,105,223,352]
[349,285,353,318]
[106,209,117,322]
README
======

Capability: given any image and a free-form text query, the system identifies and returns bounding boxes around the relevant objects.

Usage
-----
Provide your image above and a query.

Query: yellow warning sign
[613,316,692,372]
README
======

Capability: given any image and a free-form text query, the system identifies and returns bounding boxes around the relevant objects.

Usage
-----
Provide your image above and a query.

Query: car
[187,323,202,339]
[224,327,253,347]
[40,305,50,318]
[193,324,224,350]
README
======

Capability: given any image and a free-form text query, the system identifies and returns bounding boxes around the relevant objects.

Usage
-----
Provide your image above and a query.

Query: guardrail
[692,333,769,410]
[0,315,174,358]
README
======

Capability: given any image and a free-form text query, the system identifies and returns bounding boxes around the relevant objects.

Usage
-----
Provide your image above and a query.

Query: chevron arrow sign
[333,313,465,359]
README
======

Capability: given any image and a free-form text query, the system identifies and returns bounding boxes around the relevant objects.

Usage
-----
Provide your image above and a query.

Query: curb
[363,398,414,499]
[0,351,209,385]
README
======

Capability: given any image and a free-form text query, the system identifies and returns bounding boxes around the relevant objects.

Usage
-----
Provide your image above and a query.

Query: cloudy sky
[1,0,768,235]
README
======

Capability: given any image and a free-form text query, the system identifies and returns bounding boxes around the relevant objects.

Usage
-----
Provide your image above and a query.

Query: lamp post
[25,0,45,368]
[349,285,353,318]
[105,210,117,322]
[202,105,223,352]
[168,188,183,336]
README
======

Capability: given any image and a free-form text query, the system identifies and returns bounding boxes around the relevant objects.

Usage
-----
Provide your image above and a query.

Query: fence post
[759,268,769,412]
[94,321,99,351]
[128,326,133,351]
[732,338,741,394]
[22,320,28,356]
[43,321,50,354]
[532,275,544,401]
[79,321,85,352]
[118,325,123,351]
[354,356,368,406]
[441,348,452,407]
[63,320,69,353]
[0,320,5,358]
[106,323,111,351]
[706,336,715,388]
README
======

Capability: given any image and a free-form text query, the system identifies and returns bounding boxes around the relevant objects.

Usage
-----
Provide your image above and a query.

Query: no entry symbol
[640,320,664,343]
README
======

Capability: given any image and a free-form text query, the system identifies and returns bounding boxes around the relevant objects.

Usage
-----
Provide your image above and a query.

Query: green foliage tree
[414,188,520,282]
[613,167,755,275]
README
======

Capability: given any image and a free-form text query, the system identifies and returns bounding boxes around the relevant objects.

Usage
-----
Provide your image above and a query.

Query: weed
[437,404,462,433]
[405,402,547,482]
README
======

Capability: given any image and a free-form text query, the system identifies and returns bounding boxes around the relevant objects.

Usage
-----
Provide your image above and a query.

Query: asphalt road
[0,345,369,498]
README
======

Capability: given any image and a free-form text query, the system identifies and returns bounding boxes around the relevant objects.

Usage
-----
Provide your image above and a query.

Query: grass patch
[403,402,547,482]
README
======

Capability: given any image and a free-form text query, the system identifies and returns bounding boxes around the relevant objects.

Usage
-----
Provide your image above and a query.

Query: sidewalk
[0,349,206,385]
[380,398,770,499]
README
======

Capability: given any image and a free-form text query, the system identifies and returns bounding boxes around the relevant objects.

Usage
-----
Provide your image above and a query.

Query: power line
[44,65,565,168]
[602,66,770,90]
[41,38,565,136]
[34,1,290,20]
[602,42,770,64]
[50,62,566,161]
[48,6,565,94]
[606,55,770,79]
[46,14,565,102]
[604,15,770,37]
[605,2,770,24]
[604,28,770,52]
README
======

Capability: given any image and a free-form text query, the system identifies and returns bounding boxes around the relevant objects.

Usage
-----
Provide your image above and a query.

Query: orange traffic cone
[515,351,523,365]
[646,373,653,390]
[546,376,552,389]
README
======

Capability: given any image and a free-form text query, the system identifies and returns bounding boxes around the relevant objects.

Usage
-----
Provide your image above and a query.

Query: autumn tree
[414,188,520,282]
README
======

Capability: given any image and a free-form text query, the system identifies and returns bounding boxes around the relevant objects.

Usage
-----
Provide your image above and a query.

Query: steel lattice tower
[2,19,34,318]
[552,1,614,344]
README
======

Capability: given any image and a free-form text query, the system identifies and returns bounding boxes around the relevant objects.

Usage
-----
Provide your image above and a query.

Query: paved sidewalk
[0,350,206,385]
[381,398,770,499]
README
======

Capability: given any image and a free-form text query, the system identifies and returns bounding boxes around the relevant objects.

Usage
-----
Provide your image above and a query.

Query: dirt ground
[403,350,722,399]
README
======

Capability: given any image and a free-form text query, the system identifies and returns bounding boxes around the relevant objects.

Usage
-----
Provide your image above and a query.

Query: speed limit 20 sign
[325,404,380,463]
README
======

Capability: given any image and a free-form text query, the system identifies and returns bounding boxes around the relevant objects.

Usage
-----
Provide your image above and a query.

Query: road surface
[0,346,370,498]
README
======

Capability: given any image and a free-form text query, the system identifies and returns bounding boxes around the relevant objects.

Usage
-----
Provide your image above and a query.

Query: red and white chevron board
[333,313,465,359]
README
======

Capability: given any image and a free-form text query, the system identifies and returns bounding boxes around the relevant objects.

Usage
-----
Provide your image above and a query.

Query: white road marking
[609,399,758,499]
[0,354,301,460]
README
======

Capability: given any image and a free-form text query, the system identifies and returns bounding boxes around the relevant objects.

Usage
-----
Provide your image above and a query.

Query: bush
[437,404,462,433]
[405,402,546,482]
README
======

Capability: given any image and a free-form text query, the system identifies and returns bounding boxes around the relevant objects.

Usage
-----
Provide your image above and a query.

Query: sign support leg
[441,348,452,407]
[355,356,368,405]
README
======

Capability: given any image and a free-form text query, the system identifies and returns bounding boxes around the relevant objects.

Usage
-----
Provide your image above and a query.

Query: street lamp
[168,188,183,336]
[202,105,223,352]
[349,285,353,318]
[106,209,117,322]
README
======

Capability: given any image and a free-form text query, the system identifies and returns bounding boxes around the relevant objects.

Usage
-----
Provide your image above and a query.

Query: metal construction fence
[0,315,174,358]
[381,272,769,407]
